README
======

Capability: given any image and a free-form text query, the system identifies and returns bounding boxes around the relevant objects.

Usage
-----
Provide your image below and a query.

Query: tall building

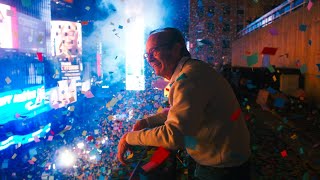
[189,0,246,65]
[189,0,284,65]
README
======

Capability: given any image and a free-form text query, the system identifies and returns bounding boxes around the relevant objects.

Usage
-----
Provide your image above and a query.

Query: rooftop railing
[237,0,307,38]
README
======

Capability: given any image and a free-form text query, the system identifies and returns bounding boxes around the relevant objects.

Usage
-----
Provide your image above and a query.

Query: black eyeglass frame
[143,43,173,61]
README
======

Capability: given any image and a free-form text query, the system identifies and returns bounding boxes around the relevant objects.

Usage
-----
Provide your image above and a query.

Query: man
[117,28,251,179]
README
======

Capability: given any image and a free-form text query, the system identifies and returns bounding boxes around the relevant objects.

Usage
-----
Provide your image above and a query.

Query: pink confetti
[28,160,34,165]
[307,1,313,11]
[34,136,40,143]
[15,113,20,119]
[47,135,53,141]
[85,91,94,98]
[36,52,43,62]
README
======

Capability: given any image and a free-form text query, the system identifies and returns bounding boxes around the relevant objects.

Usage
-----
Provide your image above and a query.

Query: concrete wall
[232,2,320,104]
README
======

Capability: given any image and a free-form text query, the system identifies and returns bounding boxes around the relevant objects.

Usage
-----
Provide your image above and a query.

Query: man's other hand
[132,119,148,131]
[117,133,130,165]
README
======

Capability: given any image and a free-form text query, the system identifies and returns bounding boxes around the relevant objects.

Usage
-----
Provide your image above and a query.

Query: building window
[207,56,214,64]
[237,24,244,32]
[197,0,204,18]
[223,5,231,15]
[222,39,230,48]
[208,6,214,17]
[223,23,230,32]
[237,9,244,15]
[207,22,214,33]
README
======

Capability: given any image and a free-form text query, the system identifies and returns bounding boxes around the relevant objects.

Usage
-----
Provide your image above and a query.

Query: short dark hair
[149,27,191,57]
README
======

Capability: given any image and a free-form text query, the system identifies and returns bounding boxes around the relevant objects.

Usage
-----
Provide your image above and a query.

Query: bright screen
[51,21,83,82]
[17,12,46,52]
[51,21,82,59]
[0,3,18,49]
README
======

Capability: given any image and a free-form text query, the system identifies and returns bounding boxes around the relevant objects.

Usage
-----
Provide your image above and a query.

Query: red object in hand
[142,147,170,172]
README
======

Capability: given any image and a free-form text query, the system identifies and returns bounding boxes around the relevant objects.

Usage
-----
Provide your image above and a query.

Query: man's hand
[132,119,149,131]
[117,133,131,165]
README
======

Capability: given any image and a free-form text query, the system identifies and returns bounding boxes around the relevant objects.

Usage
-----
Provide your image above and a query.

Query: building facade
[189,0,284,66]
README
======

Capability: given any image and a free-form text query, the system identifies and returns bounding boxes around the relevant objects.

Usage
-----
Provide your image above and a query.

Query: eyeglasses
[143,43,171,61]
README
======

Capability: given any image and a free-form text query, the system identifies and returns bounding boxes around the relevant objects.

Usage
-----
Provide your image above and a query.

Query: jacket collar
[169,56,191,84]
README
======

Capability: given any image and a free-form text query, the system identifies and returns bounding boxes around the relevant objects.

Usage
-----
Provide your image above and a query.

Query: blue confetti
[262,55,270,67]
[118,25,123,29]
[299,147,304,155]
[176,73,187,81]
[274,98,285,108]
[184,136,197,150]
[267,87,277,94]
[299,24,307,32]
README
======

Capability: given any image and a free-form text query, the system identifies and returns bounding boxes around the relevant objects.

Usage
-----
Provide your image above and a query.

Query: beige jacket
[126,57,251,167]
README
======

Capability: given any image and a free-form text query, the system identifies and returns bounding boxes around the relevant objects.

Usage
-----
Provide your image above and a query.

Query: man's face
[61,23,78,50]
[145,34,180,79]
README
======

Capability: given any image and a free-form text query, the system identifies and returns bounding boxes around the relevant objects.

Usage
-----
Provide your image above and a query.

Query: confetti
[11,153,17,159]
[36,52,43,62]
[307,0,313,11]
[269,27,278,36]
[85,91,95,98]
[184,136,197,150]
[34,136,40,143]
[47,135,54,141]
[85,6,90,11]
[267,65,275,73]
[272,75,277,82]
[230,108,242,121]
[246,53,258,67]
[300,64,307,74]
[82,130,87,136]
[280,150,287,157]
[5,77,11,84]
[261,47,278,55]
[299,24,307,32]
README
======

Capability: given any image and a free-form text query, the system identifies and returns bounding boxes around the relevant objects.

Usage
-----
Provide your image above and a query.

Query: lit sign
[0,86,46,124]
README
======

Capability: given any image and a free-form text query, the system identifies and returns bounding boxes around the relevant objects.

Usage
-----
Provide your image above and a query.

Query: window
[197,7,204,18]
[237,24,244,32]
[208,6,214,17]
[207,22,214,33]
[223,5,230,15]
[207,56,214,64]
[237,9,244,15]
[197,0,204,18]
[223,23,230,32]
[222,39,230,48]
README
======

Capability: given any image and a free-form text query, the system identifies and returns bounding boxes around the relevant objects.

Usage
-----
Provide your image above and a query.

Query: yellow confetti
[246,105,250,110]
[291,134,297,140]
[82,130,87,136]
[157,107,163,113]
[272,75,277,82]
[127,153,134,159]
[31,157,37,162]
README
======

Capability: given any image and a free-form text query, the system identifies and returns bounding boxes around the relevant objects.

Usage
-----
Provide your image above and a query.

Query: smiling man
[117,28,251,180]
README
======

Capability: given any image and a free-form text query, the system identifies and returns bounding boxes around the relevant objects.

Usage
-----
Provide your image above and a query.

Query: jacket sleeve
[144,112,167,128]
[126,75,209,149]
